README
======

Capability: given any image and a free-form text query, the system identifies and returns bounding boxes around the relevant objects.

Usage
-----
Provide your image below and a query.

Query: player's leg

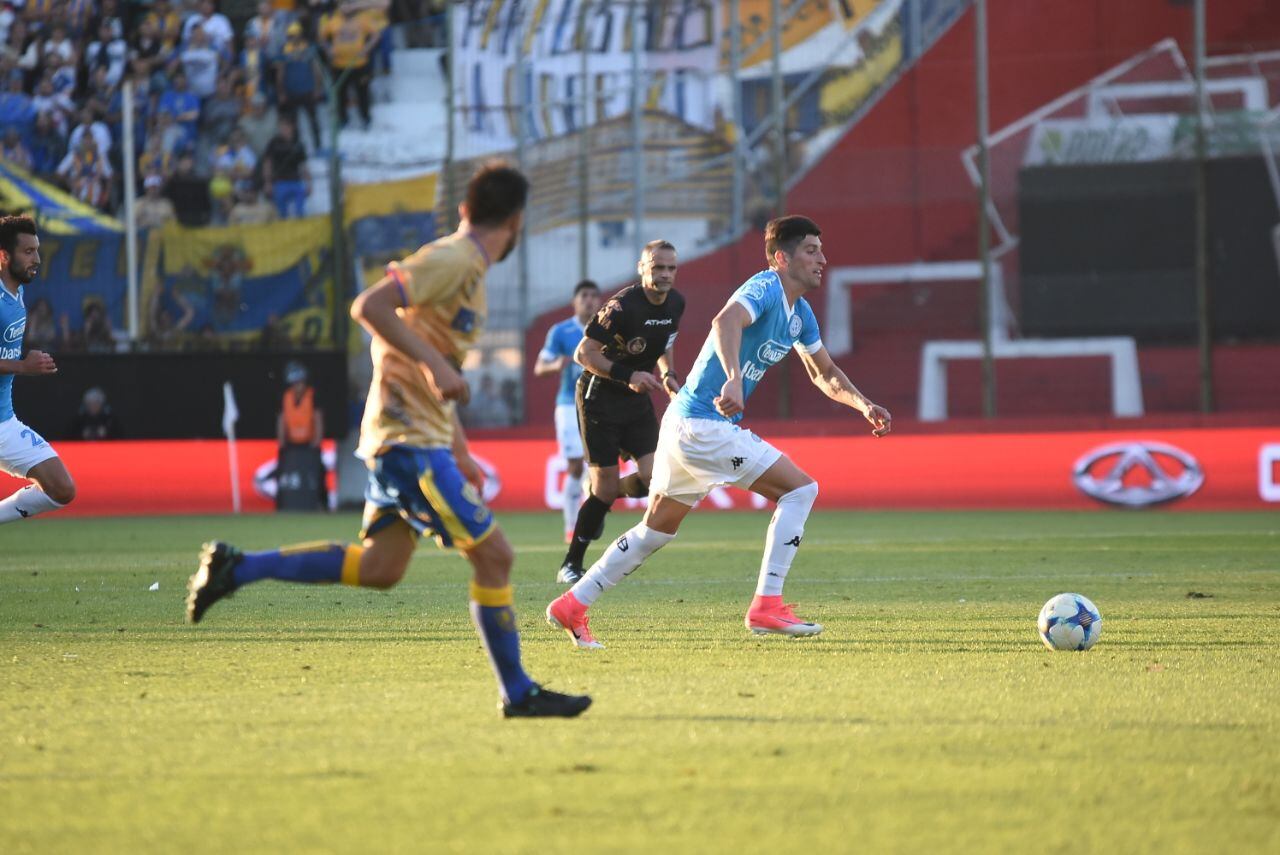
[555,404,585,541]
[185,449,424,622]
[463,526,590,717]
[743,454,822,637]
[559,462,619,582]
[0,424,71,524]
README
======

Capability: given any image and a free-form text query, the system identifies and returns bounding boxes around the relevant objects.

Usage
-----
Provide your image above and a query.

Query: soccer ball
[1037,593,1103,651]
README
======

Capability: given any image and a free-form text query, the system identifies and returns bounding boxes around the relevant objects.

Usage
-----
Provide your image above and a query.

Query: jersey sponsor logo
[643,318,672,326]
[626,336,646,354]
[788,314,802,338]
[743,361,766,382]
[3,317,25,344]
[1,346,20,360]
[755,340,790,365]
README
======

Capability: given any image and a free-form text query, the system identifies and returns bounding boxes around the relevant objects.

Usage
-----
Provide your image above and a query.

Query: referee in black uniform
[557,239,686,583]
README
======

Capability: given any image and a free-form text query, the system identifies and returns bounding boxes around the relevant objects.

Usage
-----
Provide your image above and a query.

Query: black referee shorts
[575,374,659,467]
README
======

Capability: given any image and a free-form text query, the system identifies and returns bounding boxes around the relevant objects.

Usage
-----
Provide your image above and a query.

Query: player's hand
[21,350,57,376]
[627,371,663,395]
[714,377,744,418]
[423,361,470,405]
[864,403,891,437]
[662,375,681,400]
[457,451,485,493]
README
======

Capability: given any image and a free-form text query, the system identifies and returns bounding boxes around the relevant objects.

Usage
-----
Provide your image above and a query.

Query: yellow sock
[340,545,365,586]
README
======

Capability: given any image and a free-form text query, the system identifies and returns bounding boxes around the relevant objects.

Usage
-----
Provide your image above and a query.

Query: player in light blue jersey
[547,216,890,648]
[0,215,77,525]
[534,279,601,542]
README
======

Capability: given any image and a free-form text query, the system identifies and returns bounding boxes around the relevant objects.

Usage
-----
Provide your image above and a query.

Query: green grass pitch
[2,510,1278,853]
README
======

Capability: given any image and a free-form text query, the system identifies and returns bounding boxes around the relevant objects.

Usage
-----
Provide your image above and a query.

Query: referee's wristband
[662,371,678,381]
[608,362,634,384]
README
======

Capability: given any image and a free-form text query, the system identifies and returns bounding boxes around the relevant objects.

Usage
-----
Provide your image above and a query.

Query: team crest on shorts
[626,336,646,354]
[788,313,802,338]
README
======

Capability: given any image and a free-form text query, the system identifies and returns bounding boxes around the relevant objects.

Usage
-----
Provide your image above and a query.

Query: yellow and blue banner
[144,216,336,344]
[0,161,122,235]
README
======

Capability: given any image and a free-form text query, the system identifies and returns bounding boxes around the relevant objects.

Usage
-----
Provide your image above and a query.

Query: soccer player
[534,279,601,543]
[547,215,891,648]
[0,215,76,525]
[185,163,590,719]
[555,240,684,584]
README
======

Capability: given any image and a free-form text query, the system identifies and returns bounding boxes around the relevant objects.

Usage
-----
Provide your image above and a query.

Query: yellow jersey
[357,233,489,457]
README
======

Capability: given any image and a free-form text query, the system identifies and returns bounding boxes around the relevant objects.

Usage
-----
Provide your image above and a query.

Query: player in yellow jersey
[185,163,591,718]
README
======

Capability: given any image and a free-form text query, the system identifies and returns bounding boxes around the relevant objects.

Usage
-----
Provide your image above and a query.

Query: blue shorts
[360,446,495,549]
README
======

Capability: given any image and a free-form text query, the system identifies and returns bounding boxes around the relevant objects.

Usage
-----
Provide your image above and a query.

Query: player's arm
[350,277,469,403]
[797,346,891,437]
[710,301,751,417]
[450,409,484,491]
[575,337,661,394]
[533,329,565,376]
[656,343,680,399]
[0,350,57,377]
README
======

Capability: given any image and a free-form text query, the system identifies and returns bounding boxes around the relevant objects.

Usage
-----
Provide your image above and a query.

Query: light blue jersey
[674,270,822,423]
[0,284,25,423]
[539,316,586,407]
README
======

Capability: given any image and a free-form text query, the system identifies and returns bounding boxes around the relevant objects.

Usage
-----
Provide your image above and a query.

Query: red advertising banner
[1,428,1276,516]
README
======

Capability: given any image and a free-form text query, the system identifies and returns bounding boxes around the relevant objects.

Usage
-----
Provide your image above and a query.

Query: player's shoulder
[734,270,780,307]
[665,288,687,314]
[553,316,581,336]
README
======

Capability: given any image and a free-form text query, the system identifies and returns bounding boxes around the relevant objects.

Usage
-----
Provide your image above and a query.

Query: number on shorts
[19,429,45,447]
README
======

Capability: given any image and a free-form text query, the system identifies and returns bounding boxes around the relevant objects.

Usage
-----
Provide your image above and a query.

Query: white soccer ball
[1037,593,1103,651]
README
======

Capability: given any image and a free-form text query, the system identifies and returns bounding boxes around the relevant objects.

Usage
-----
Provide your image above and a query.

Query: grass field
[2,510,1278,853]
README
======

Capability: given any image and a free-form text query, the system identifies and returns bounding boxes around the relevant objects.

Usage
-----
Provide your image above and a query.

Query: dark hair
[573,279,599,296]
[764,215,821,266]
[465,161,529,226]
[642,239,676,258]
[0,215,37,257]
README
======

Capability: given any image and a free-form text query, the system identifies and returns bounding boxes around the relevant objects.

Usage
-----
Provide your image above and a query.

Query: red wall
[523,0,1280,428]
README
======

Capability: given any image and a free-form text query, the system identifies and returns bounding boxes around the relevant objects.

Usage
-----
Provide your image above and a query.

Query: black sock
[618,473,648,499]
[564,495,612,566]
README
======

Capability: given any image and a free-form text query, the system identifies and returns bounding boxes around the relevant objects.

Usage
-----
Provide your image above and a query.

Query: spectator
[236,89,277,154]
[237,31,266,102]
[61,300,116,353]
[138,133,172,179]
[56,133,112,208]
[47,53,77,97]
[165,151,212,226]
[69,387,123,439]
[65,0,98,40]
[40,24,76,66]
[209,161,234,223]
[31,76,75,135]
[28,110,65,175]
[261,113,308,218]
[25,297,59,350]
[182,0,235,56]
[83,67,117,129]
[67,106,112,158]
[227,179,275,224]
[319,1,375,130]
[259,312,290,350]
[0,3,14,48]
[360,0,391,77]
[275,20,321,149]
[461,374,511,428]
[129,16,172,84]
[0,71,34,141]
[180,24,220,99]
[214,125,256,188]
[199,72,240,146]
[135,173,177,229]
[144,0,186,44]
[0,126,33,169]
[157,69,200,147]
[84,19,128,88]
[148,282,195,349]
[152,109,186,160]
[248,1,291,62]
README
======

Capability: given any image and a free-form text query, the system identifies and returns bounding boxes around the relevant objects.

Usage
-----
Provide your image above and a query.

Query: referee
[557,240,685,583]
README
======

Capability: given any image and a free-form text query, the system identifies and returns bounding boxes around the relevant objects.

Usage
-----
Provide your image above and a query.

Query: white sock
[562,472,583,533]
[571,523,675,607]
[755,481,818,596]
[0,485,65,525]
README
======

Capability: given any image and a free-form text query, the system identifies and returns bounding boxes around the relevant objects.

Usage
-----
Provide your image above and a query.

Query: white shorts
[649,411,782,505]
[0,416,59,478]
[554,403,584,460]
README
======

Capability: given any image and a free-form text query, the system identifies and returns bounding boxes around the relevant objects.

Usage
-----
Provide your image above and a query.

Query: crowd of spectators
[0,0,407,227]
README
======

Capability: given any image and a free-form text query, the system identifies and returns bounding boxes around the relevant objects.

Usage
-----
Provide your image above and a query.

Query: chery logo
[1072,441,1204,507]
